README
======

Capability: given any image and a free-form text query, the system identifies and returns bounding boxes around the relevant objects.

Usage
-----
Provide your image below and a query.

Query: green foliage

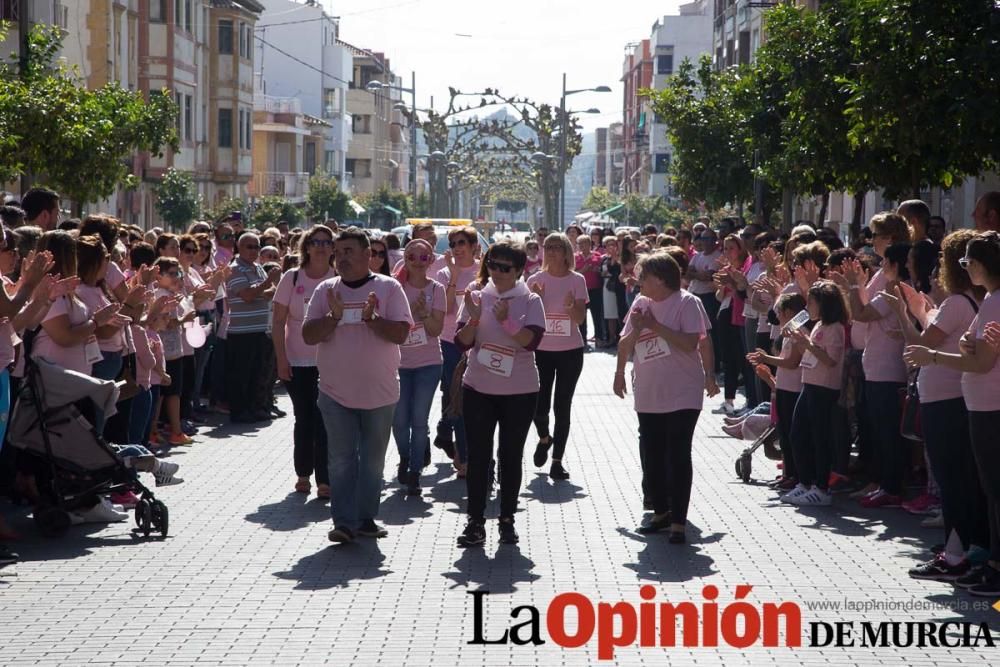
[356,185,411,228]
[250,195,302,228]
[0,25,179,207]
[153,168,201,231]
[203,196,246,224]
[305,171,350,222]
[582,186,619,214]
[412,192,430,217]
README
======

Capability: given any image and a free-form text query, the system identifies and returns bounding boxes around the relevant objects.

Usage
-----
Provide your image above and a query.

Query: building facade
[621,39,652,195]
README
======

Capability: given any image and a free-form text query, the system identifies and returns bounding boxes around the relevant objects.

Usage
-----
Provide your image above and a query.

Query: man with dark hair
[0,205,25,228]
[897,199,931,243]
[972,191,1000,232]
[928,215,947,245]
[20,187,61,230]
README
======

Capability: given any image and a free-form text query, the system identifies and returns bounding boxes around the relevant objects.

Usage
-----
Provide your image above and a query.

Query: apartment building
[250,89,330,204]
[621,40,652,195]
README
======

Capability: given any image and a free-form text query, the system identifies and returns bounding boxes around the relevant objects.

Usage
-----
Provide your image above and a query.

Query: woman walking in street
[527,233,588,480]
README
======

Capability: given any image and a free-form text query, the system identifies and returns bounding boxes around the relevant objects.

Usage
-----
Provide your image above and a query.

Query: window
[239,22,246,58]
[174,0,181,27]
[657,54,673,75]
[305,143,317,174]
[201,104,207,142]
[174,92,183,134]
[655,154,671,174]
[237,109,244,149]
[323,88,340,118]
[325,150,337,174]
[238,107,252,150]
[184,95,193,142]
[150,0,166,22]
[352,114,372,135]
[184,0,192,32]
[218,108,233,147]
[218,20,233,54]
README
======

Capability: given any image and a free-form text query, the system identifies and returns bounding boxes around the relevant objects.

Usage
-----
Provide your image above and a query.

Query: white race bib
[544,314,572,337]
[85,336,103,365]
[800,350,819,369]
[476,342,515,378]
[402,323,428,348]
[161,329,183,359]
[341,303,364,325]
[635,331,670,364]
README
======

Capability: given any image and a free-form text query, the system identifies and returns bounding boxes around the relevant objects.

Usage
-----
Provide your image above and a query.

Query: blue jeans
[393,364,442,474]
[318,391,395,531]
[435,340,467,463]
[128,388,153,445]
[92,350,123,435]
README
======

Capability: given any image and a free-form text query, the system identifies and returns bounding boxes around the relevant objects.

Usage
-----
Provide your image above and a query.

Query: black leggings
[865,380,906,495]
[285,366,328,485]
[718,308,747,401]
[637,409,700,524]
[774,388,799,479]
[791,384,840,489]
[533,347,584,461]
[463,388,537,521]
[968,410,1000,561]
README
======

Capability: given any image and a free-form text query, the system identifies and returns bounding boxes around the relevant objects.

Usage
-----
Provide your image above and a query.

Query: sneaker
[316,484,331,499]
[167,432,193,446]
[722,423,743,439]
[357,520,387,538]
[433,435,456,459]
[771,476,798,491]
[327,526,354,544]
[406,471,421,496]
[637,512,672,534]
[109,490,140,509]
[967,566,1000,597]
[549,461,570,480]
[790,486,832,506]
[966,545,990,564]
[75,498,128,523]
[498,519,519,544]
[902,493,941,516]
[827,474,857,495]
[921,512,944,528]
[533,439,551,467]
[860,489,902,508]
[397,458,408,485]
[270,405,287,418]
[457,519,486,547]
[154,461,183,487]
[780,483,809,504]
[181,420,198,436]
[849,482,880,499]
[908,555,971,582]
[0,545,19,567]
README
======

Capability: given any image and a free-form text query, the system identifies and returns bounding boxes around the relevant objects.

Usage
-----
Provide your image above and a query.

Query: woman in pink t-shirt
[526,233,587,480]
[713,235,752,415]
[781,281,848,507]
[392,239,446,495]
[272,225,336,499]
[454,241,546,548]
[613,251,706,543]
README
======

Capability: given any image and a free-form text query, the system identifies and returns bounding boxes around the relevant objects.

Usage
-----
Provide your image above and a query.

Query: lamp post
[366,71,418,202]
[559,75,611,229]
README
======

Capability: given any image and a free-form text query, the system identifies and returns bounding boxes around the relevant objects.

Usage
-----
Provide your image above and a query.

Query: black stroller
[7,358,168,538]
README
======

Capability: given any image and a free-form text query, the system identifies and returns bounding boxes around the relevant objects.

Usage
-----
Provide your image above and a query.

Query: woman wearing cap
[454,241,546,547]
[527,233,587,480]
[272,225,336,498]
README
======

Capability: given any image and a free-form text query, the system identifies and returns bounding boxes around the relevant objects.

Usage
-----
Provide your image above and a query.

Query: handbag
[444,354,468,419]
[899,370,922,441]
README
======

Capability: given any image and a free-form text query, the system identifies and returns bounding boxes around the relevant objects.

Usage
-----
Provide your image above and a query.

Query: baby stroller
[7,358,168,538]
[734,426,781,484]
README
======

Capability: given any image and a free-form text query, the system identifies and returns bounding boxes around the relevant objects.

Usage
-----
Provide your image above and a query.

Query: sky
[322,0,686,133]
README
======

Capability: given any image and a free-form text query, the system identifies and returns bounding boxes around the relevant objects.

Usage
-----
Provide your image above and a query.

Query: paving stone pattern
[1,351,997,665]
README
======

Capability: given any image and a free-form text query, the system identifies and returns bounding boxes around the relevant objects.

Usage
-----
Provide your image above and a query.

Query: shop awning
[348,200,366,215]
[600,203,624,216]
[378,204,403,217]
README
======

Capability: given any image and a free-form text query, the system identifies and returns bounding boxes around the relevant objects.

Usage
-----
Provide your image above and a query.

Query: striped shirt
[226,258,271,334]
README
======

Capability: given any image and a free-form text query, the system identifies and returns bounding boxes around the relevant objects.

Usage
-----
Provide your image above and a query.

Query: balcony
[254,95,302,115]
[251,172,310,201]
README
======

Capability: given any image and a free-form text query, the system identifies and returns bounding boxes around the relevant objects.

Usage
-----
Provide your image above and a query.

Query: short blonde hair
[542,232,574,273]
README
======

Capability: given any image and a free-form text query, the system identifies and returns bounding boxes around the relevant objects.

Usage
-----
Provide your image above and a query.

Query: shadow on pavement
[244,492,330,532]
[273,539,392,590]
[441,542,540,595]
[379,490,434,526]
[617,524,721,582]
[521,473,587,504]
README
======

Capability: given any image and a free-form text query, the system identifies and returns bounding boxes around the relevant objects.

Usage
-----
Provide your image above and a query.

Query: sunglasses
[487,260,514,273]
[959,257,971,269]
[242,244,260,251]
[372,250,386,258]
[309,239,333,248]
[449,239,470,248]
[406,254,431,262]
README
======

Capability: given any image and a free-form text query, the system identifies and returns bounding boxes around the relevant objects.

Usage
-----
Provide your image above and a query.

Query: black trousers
[226,332,272,417]
[775,388,799,479]
[638,409,700,524]
[718,309,747,401]
[791,384,840,489]
[695,292,722,373]
[285,366,329,485]
[968,410,1000,560]
[865,380,906,495]
[463,388,537,521]
[583,287,605,342]
[533,347,584,461]
[922,399,987,550]
[180,354,196,419]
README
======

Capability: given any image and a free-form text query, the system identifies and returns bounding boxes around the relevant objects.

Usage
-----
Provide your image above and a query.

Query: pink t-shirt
[399,280,446,369]
[273,267,336,367]
[76,284,125,353]
[864,292,907,383]
[775,336,803,393]
[458,281,546,396]
[0,276,16,368]
[801,322,845,390]
[105,262,126,292]
[131,324,155,389]
[918,294,977,403]
[33,295,93,375]
[575,251,603,290]
[852,269,885,353]
[305,274,413,410]
[215,246,233,268]
[147,329,164,386]
[688,249,722,294]
[524,257,542,278]
[434,263,480,344]
[962,290,1000,412]
[525,271,588,352]
[392,253,447,277]
[621,290,707,414]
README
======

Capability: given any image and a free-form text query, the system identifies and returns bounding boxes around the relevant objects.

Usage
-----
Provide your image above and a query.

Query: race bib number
[476,342,515,378]
[341,302,364,325]
[85,336,103,365]
[800,350,819,369]
[161,329,183,359]
[545,314,571,337]
[635,331,670,364]
[402,323,428,348]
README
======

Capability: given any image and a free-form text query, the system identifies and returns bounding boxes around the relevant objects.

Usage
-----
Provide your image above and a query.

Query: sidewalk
[0,351,997,665]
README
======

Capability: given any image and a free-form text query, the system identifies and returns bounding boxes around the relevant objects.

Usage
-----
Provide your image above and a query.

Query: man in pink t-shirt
[303,227,412,544]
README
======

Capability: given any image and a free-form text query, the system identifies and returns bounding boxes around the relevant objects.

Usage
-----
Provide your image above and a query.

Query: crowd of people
[2,186,1000,601]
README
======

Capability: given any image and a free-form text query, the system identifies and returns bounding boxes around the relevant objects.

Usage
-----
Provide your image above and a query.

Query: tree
[356,185,411,229]
[203,196,246,225]
[0,25,178,212]
[582,186,619,213]
[305,171,350,223]
[153,168,201,231]
[250,196,302,228]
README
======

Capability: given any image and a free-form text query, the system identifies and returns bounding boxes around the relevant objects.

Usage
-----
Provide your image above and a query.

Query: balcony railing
[251,172,309,198]
[254,95,302,115]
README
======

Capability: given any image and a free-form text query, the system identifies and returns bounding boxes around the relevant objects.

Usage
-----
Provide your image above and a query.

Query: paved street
[1,351,998,665]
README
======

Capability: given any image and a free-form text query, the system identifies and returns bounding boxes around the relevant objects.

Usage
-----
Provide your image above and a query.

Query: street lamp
[366,72,419,202]
[559,75,610,228]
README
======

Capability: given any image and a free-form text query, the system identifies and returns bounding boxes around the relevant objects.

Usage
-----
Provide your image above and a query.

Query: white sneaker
[780,484,809,504]
[154,461,183,486]
[75,498,128,523]
[791,486,832,506]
